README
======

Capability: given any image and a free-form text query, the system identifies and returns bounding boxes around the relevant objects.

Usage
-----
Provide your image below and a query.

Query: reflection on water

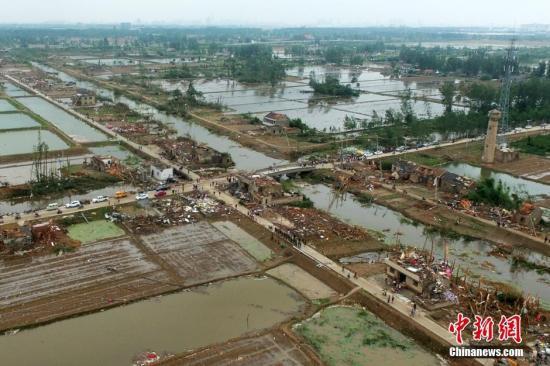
[0,276,305,366]
[300,183,550,303]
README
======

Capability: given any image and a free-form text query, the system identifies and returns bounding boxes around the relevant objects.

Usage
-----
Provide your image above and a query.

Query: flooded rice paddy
[1,82,30,97]
[0,99,17,112]
[0,113,40,130]
[154,65,466,131]
[300,183,550,303]
[0,276,305,366]
[16,96,108,143]
[444,162,550,197]
[34,63,285,170]
[0,129,68,155]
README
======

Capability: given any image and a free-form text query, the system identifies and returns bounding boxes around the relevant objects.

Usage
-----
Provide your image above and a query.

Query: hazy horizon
[1,0,549,28]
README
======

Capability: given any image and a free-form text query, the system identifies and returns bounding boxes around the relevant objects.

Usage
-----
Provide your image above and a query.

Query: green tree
[440,81,456,114]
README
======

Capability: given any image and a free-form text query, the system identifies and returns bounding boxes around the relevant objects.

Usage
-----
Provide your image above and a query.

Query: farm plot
[165,331,315,366]
[294,306,440,366]
[140,221,259,285]
[212,220,273,261]
[67,220,126,244]
[267,264,337,300]
[0,238,175,330]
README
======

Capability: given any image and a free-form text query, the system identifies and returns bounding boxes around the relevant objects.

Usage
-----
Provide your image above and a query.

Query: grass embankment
[511,134,550,156]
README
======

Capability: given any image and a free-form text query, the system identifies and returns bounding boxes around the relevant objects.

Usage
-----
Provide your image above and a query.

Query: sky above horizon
[1,0,549,27]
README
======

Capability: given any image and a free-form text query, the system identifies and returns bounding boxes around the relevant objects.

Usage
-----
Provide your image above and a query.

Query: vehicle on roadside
[155,184,169,191]
[154,190,167,198]
[136,192,149,200]
[395,146,406,152]
[65,201,81,208]
[115,191,127,199]
[525,125,533,129]
[92,195,108,203]
[373,150,383,155]
[46,203,59,211]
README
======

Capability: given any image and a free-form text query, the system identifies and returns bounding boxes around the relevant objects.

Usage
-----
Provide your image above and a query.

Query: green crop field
[67,220,125,244]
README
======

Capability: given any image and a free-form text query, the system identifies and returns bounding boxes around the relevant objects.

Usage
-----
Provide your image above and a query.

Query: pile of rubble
[126,192,234,233]
[273,206,370,242]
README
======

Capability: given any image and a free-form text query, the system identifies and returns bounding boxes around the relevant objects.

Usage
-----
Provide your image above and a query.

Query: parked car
[65,201,81,208]
[154,190,167,198]
[46,203,59,211]
[115,191,127,199]
[373,150,383,155]
[395,146,407,152]
[136,192,149,200]
[92,195,108,203]
[155,184,169,191]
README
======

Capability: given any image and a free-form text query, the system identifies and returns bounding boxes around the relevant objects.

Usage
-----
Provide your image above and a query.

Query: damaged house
[233,174,302,206]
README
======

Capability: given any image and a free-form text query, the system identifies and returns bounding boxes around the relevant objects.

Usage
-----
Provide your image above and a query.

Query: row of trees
[399,46,516,78]
[225,44,286,85]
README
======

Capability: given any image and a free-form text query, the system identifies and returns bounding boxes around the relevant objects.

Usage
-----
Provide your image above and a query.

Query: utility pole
[497,39,517,147]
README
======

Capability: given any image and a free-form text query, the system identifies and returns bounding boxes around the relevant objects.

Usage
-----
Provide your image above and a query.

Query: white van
[46,203,59,211]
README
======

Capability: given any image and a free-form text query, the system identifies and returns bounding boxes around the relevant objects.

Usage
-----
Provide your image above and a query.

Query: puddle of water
[300,183,550,303]
[0,276,305,366]
[0,129,68,155]
[16,96,108,143]
[0,113,40,130]
[444,162,550,198]
[34,63,286,171]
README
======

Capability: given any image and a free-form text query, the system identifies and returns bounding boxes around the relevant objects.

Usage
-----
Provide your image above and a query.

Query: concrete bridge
[255,163,333,177]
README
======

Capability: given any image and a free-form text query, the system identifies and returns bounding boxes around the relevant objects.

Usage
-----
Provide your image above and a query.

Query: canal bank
[298,183,550,306]
[33,63,287,171]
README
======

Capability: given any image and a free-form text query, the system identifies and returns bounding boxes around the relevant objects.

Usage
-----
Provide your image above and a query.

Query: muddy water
[33,63,286,171]
[444,162,550,197]
[300,183,550,304]
[0,276,305,366]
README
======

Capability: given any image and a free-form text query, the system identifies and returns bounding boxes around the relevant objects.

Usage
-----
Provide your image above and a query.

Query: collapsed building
[384,249,457,310]
[391,160,475,195]
[230,174,302,206]
[157,137,233,169]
